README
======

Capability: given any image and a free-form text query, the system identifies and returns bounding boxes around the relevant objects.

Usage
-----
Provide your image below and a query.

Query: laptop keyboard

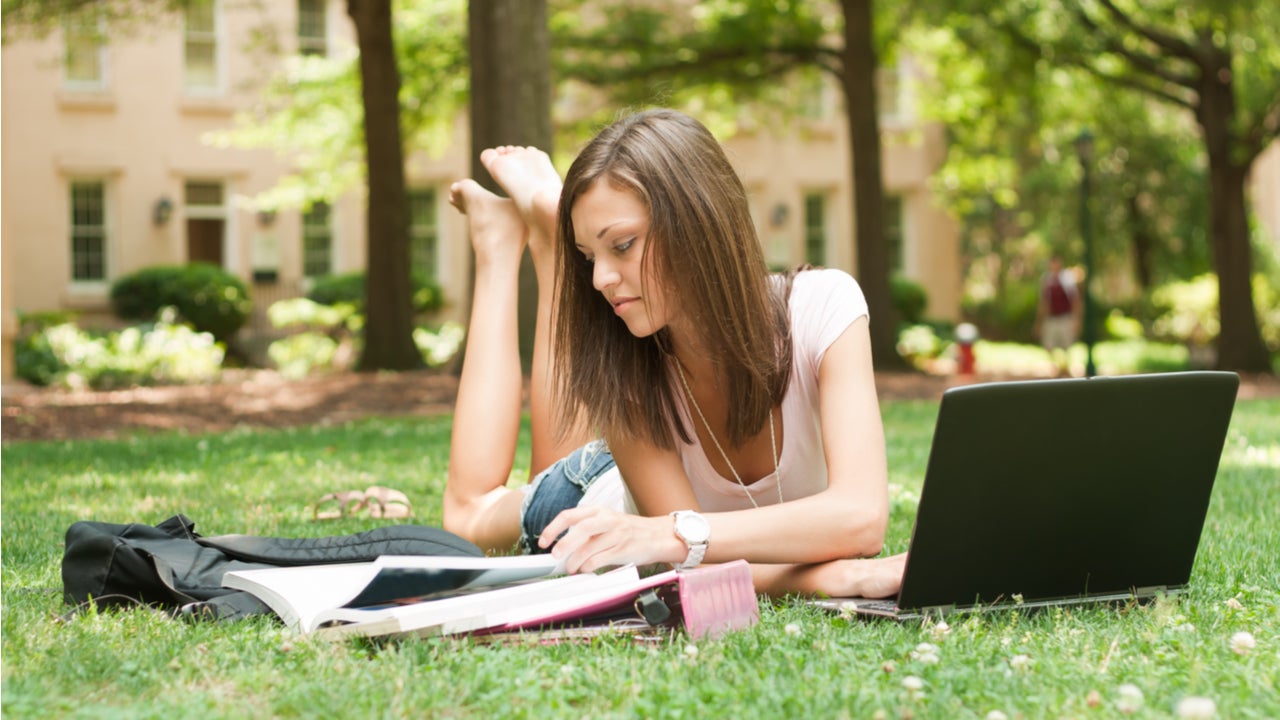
[855,599,899,613]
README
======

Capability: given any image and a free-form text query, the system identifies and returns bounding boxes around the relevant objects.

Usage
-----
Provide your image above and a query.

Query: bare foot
[449,179,527,266]
[480,146,561,257]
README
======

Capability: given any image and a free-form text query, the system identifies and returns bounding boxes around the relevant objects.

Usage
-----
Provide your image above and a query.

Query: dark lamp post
[1075,129,1097,378]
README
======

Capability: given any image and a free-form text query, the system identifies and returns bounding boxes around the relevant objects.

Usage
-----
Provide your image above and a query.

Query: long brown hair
[552,109,793,450]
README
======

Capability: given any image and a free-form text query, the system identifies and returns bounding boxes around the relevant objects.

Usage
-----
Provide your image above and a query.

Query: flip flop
[363,486,413,519]
[313,490,368,521]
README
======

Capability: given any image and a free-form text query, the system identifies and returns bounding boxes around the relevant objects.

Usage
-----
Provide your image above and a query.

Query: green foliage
[896,324,948,370]
[267,332,341,380]
[306,271,444,315]
[1150,273,1280,353]
[110,263,252,343]
[1151,274,1219,346]
[208,0,468,209]
[3,400,1279,717]
[14,309,224,389]
[412,321,464,368]
[266,297,356,331]
[962,280,1040,343]
[890,275,929,326]
[264,296,461,377]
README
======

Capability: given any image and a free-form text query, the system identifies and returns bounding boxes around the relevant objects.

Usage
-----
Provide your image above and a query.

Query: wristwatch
[671,510,710,569]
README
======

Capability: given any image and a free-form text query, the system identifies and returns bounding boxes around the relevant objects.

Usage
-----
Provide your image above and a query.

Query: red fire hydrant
[955,323,978,376]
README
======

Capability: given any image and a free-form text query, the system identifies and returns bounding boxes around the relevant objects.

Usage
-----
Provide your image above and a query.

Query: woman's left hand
[539,506,684,573]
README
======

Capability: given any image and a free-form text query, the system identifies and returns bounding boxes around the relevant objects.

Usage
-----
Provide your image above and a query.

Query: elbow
[828,506,888,560]
[441,491,473,542]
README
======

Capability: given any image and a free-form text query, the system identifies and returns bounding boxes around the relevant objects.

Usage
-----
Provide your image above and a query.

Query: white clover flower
[929,620,951,640]
[1008,654,1032,671]
[1086,690,1102,707]
[1117,683,1145,714]
[683,644,699,659]
[559,664,575,676]
[986,712,1008,720]
[881,660,896,674]
[901,675,924,691]
[910,642,940,665]
[1224,597,1245,610]
[784,623,801,636]
[1175,696,1217,719]
[1229,631,1256,655]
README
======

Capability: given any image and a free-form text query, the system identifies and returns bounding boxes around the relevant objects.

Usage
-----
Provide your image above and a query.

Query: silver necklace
[675,361,783,508]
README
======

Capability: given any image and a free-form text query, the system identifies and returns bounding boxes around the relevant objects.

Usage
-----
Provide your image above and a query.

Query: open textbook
[221,554,564,632]
[222,557,758,640]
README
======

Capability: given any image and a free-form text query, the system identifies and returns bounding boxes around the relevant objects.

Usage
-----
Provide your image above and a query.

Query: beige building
[1,1,962,379]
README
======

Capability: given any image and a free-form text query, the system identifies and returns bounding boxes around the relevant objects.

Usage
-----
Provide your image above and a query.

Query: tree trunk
[349,0,422,371]
[1194,40,1272,372]
[1125,192,1154,290]
[841,0,907,369]
[466,0,552,373]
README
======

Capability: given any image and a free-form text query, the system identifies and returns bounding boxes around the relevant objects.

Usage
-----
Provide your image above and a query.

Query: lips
[611,297,639,315]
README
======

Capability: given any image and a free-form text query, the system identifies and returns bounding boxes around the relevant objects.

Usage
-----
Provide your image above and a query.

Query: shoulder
[789,268,868,319]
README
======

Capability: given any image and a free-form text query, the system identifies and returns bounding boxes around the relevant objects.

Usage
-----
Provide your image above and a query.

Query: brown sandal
[363,486,413,519]
[312,490,368,521]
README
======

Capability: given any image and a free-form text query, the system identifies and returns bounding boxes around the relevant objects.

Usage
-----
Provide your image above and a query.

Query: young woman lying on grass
[444,109,905,598]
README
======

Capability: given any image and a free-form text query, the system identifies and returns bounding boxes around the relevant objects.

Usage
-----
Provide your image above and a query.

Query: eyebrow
[596,222,620,240]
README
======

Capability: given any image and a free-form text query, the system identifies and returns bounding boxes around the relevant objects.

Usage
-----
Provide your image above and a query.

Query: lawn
[2,396,1277,719]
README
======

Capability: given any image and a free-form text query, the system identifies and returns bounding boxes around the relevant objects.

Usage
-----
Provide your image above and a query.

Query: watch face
[676,512,710,543]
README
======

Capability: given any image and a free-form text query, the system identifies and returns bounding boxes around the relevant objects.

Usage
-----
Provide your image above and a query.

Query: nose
[592,258,620,292]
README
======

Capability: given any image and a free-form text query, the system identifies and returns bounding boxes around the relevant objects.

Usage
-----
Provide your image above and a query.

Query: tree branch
[1073,4,1197,90]
[1094,0,1198,62]
[1075,62,1196,110]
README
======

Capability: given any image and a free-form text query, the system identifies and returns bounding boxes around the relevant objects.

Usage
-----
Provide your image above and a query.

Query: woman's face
[570,179,671,338]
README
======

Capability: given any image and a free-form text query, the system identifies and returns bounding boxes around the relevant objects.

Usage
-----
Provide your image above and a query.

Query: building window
[297,0,327,57]
[876,66,901,120]
[184,0,219,92]
[797,71,831,121]
[884,194,905,273]
[63,14,107,90]
[302,202,333,278]
[408,188,438,281]
[70,181,108,282]
[804,193,827,266]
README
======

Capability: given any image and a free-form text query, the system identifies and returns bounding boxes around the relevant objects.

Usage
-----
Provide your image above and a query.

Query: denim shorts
[519,439,617,553]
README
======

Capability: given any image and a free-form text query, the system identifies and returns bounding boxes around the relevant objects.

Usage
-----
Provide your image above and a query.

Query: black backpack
[61,514,483,621]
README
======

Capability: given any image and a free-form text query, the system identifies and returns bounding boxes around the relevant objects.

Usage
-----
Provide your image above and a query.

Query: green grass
[972,339,1195,376]
[4,399,1278,719]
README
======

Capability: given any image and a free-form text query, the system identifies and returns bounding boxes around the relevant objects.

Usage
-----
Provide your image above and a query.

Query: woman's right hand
[822,553,908,598]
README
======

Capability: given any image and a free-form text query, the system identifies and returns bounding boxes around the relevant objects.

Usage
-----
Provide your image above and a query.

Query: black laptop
[814,371,1239,620]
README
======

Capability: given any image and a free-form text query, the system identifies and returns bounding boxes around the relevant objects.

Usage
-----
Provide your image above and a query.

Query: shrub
[896,324,947,370]
[111,263,251,342]
[962,280,1040,343]
[1150,274,1219,346]
[890,275,928,326]
[268,332,341,380]
[14,309,223,389]
[307,271,444,314]
[413,321,465,368]
[1149,273,1280,353]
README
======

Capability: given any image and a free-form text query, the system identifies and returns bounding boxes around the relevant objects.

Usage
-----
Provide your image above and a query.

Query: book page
[312,566,643,638]
[223,554,565,631]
